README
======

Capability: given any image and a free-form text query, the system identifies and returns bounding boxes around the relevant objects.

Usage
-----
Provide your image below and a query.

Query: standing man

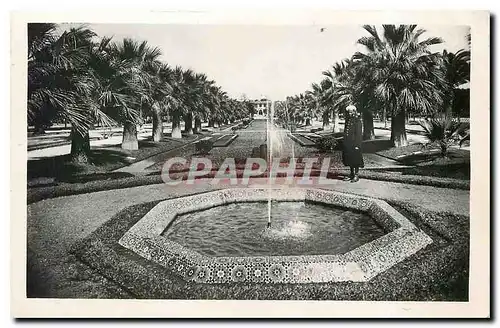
[342,104,364,182]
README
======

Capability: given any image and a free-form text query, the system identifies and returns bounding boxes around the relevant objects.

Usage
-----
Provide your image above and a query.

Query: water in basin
[163,201,385,257]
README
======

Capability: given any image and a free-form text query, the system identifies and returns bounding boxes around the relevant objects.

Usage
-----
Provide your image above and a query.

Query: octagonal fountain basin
[164,201,385,257]
[119,188,433,284]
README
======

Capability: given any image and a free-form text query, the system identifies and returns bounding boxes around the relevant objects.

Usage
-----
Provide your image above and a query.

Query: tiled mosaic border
[118,188,433,284]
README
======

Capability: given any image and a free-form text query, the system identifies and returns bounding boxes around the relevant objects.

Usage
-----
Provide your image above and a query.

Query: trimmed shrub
[195,139,213,154]
[242,118,252,125]
[251,147,260,158]
[316,135,340,152]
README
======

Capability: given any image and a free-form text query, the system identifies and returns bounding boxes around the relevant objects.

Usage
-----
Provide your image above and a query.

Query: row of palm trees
[275,25,470,147]
[28,24,255,163]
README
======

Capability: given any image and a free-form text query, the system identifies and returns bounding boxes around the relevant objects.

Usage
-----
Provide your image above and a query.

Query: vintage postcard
[11,9,490,318]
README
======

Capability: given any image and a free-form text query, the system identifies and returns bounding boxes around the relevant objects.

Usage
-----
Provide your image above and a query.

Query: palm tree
[144,62,176,142]
[179,69,196,135]
[65,28,116,163]
[28,24,108,163]
[28,24,86,134]
[292,93,311,125]
[419,115,468,157]
[324,57,379,139]
[109,38,162,149]
[306,83,327,129]
[167,66,190,138]
[318,78,336,130]
[86,36,142,152]
[239,99,254,120]
[349,57,381,140]
[354,25,445,147]
[207,86,226,128]
[182,72,208,135]
[218,96,231,125]
[322,59,356,133]
[28,24,247,163]
[192,74,213,134]
[440,49,470,118]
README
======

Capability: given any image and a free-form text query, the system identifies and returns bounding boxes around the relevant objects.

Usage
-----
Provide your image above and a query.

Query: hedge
[28,166,469,204]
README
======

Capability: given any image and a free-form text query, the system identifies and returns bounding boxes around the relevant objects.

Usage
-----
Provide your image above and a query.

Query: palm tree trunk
[70,128,91,163]
[171,113,182,139]
[194,117,202,134]
[445,91,454,119]
[440,142,449,158]
[322,110,331,130]
[33,123,45,135]
[362,111,375,140]
[391,110,408,147]
[305,118,311,126]
[208,119,214,127]
[183,112,193,135]
[383,107,388,128]
[152,110,163,142]
[332,110,340,133]
[122,121,139,150]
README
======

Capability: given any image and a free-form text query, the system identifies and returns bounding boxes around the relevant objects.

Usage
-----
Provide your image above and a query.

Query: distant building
[251,98,271,119]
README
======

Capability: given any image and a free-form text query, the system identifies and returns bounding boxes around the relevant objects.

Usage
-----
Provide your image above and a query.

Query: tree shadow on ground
[387,149,470,180]
[361,138,394,153]
[28,149,134,184]
[399,149,470,165]
[28,134,197,185]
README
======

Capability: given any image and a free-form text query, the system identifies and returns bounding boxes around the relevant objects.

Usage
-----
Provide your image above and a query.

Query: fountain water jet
[261,202,312,240]
[265,99,297,231]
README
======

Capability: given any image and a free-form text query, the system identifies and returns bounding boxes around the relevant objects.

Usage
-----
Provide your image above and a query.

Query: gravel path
[145,119,272,171]
[143,119,408,173]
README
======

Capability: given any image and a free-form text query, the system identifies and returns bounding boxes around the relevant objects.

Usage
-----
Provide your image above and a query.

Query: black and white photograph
[11,9,490,318]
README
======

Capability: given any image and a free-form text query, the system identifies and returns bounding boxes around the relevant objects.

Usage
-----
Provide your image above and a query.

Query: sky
[61,23,470,100]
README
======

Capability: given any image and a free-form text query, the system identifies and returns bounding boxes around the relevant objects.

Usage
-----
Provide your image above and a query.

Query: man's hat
[346,105,357,111]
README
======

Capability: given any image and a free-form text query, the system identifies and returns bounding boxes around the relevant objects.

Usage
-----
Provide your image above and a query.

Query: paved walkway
[28,178,469,268]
